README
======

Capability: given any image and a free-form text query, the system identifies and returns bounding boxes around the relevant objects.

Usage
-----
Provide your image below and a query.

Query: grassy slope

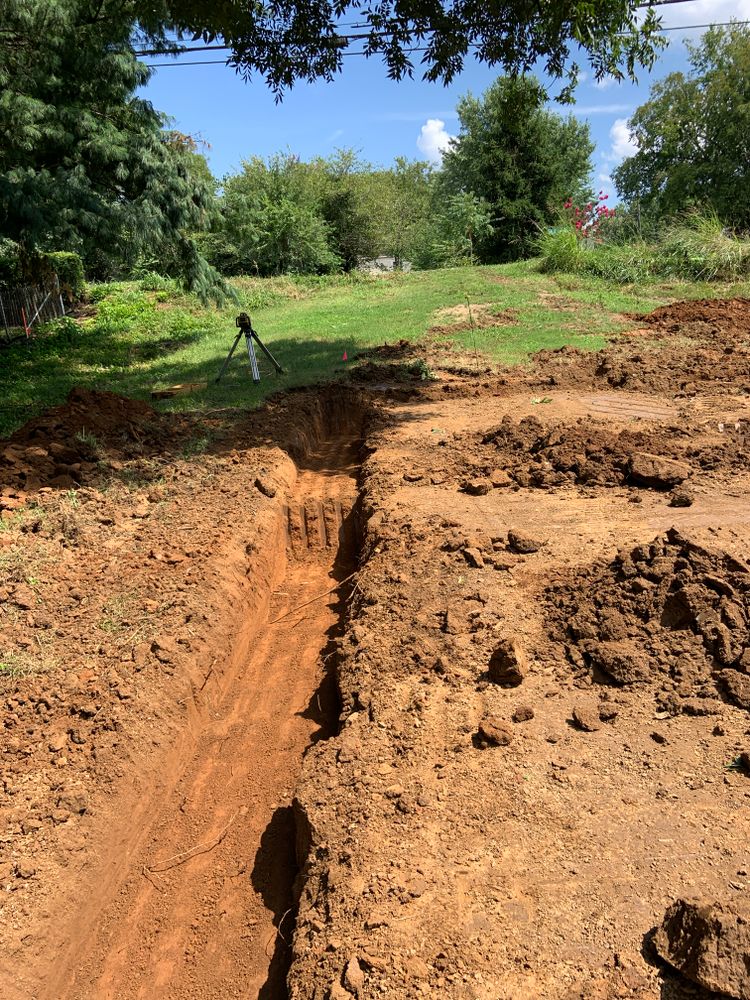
[2,261,749,437]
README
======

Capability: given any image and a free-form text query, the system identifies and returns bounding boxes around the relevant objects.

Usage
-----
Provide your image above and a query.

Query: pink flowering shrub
[562,191,615,242]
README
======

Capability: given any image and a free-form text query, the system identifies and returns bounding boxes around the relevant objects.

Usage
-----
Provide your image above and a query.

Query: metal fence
[0,276,66,344]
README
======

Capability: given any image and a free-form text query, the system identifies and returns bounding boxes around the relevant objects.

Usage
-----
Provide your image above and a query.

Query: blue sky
[141,0,750,195]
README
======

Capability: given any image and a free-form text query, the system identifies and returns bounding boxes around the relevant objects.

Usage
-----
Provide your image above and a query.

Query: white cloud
[598,172,613,187]
[608,118,638,162]
[656,0,750,27]
[594,75,617,90]
[416,118,454,164]
[573,103,633,115]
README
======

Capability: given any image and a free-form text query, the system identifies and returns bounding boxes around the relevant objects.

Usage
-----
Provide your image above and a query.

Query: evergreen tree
[440,77,594,261]
[0,1,224,299]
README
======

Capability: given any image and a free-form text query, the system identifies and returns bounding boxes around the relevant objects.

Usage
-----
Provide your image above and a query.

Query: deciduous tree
[137,0,664,99]
[614,25,750,228]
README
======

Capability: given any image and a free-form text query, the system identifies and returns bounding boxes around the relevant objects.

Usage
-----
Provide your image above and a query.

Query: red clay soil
[0,387,365,1000]
[545,527,750,709]
[0,388,187,493]
[4,294,750,1000]
[525,296,750,397]
[637,297,750,336]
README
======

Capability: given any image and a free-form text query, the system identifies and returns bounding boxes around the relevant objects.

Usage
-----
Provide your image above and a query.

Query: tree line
[192,76,595,280]
[0,1,747,298]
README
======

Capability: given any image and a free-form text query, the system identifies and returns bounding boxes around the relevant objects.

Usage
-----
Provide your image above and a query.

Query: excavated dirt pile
[545,527,750,712]
[640,297,750,337]
[481,415,698,489]
[529,297,750,396]
[0,388,186,493]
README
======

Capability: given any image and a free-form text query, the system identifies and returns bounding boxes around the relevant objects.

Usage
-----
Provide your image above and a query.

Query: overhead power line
[142,18,750,66]
[134,1,715,56]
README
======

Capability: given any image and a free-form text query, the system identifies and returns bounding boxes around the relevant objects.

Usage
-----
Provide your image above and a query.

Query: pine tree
[0,1,225,300]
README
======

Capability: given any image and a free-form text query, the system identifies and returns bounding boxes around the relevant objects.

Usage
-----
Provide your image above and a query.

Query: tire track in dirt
[50,435,360,1000]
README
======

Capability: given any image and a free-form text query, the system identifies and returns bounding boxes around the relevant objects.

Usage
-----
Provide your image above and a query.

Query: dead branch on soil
[268,571,357,625]
[145,806,247,874]
[199,656,218,692]
[265,907,294,957]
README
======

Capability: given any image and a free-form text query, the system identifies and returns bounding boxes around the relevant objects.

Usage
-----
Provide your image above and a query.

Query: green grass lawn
[2,260,749,437]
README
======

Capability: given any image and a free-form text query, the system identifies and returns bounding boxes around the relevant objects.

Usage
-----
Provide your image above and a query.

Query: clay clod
[343,956,365,995]
[629,452,691,489]
[654,897,750,999]
[464,478,493,496]
[587,640,651,686]
[488,639,527,686]
[477,716,514,747]
[463,546,485,568]
[669,485,695,507]
[512,705,535,723]
[254,476,277,498]
[490,469,512,488]
[571,703,601,732]
[507,529,543,554]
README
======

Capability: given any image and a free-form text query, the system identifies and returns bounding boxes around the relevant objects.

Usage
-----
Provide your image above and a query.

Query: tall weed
[660,212,750,281]
[536,228,586,274]
[537,210,750,283]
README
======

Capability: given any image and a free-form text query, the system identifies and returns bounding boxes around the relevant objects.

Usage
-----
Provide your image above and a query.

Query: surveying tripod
[215,312,285,384]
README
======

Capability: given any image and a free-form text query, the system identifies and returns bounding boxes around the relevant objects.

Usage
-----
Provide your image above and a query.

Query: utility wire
[134,1,711,56]
[142,19,750,66]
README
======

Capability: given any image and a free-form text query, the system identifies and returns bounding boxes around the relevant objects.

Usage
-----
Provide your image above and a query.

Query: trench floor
[52,435,359,1000]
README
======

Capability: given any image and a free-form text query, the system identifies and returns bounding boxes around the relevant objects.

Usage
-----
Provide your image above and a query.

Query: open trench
[50,432,361,1000]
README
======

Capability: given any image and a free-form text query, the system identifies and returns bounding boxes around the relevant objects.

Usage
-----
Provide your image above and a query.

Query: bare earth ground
[2,298,750,999]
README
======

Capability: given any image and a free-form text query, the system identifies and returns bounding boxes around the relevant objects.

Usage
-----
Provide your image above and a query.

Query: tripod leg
[245,333,261,383]
[215,330,244,382]
[251,332,285,374]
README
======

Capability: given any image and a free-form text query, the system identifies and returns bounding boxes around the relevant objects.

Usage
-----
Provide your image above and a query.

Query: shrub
[0,239,21,285]
[41,316,80,344]
[44,251,85,301]
[139,271,175,293]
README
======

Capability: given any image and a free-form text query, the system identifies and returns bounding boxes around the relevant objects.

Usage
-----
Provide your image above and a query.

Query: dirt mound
[348,359,427,387]
[545,527,750,712]
[355,339,414,360]
[481,414,749,489]
[638,296,750,336]
[482,415,690,488]
[528,297,750,396]
[0,388,182,493]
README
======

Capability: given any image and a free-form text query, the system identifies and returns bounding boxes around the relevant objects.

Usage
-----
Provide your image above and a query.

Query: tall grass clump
[583,242,655,282]
[660,212,750,281]
[536,227,586,274]
[537,209,750,284]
